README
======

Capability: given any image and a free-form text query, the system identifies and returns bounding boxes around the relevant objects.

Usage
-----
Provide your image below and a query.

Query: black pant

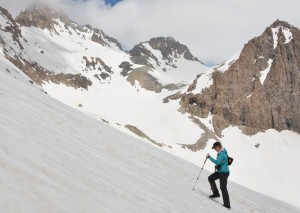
[208,172,230,207]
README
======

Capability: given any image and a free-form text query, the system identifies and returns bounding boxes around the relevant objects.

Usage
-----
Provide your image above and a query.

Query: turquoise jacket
[209,148,230,173]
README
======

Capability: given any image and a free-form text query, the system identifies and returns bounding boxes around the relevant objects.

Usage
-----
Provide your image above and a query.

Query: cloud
[0,0,300,64]
[0,0,62,15]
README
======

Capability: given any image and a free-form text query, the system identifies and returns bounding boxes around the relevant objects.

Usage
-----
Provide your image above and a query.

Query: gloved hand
[206,154,210,158]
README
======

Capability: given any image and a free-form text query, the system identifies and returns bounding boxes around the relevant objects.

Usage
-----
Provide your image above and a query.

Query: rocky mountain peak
[261,19,297,51]
[270,19,295,29]
[129,36,202,68]
[181,20,300,135]
[148,37,199,61]
[16,3,73,29]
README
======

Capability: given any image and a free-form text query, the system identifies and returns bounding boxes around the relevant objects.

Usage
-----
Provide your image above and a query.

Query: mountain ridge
[1,4,206,91]
[1,3,300,208]
[181,19,300,135]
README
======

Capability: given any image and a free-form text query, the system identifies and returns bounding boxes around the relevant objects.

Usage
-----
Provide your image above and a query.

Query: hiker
[206,142,231,209]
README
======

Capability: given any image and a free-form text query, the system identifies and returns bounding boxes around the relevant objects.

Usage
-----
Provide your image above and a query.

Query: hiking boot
[209,192,220,198]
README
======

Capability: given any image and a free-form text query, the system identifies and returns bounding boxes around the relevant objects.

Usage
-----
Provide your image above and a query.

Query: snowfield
[1,6,300,210]
[42,57,300,208]
[1,58,299,212]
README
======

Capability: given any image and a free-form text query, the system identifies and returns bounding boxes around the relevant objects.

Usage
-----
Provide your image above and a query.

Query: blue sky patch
[105,0,122,6]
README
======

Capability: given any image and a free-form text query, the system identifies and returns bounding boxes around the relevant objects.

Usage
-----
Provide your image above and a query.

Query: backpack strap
[220,150,228,165]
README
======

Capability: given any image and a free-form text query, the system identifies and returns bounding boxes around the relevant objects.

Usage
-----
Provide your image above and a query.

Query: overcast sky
[0,0,299,65]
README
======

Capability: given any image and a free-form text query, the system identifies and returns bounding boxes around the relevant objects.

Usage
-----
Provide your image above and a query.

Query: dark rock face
[83,56,113,74]
[181,20,300,135]
[129,37,203,68]
[148,37,199,61]
[92,29,123,50]
[130,44,158,68]
[119,61,133,76]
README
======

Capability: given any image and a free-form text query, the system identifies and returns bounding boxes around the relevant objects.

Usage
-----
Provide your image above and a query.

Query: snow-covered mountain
[0,4,209,155]
[128,37,207,85]
[2,3,207,92]
[1,52,299,212]
[1,3,300,209]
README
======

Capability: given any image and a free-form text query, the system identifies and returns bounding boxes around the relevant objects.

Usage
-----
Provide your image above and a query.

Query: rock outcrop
[8,56,92,89]
[92,28,123,50]
[83,56,113,74]
[0,7,23,49]
[125,125,165,147]
[127,66,163,93]
[129,37,203,68]
[119,61,133,76]
[181,20,300,135]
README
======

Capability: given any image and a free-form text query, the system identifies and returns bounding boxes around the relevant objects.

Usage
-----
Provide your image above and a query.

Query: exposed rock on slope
[16,3,73,29]
[180,116,219,151]
[181,20,300,135]
[2,4,207,94]
[127,66,163,93]
[16,3,123,49]
[125,125,165,147]
[127,37,208,90]
[91,28,123,50]
[0,4,126,89]
[0,7,23,49]
[8,56,92,89]
[130,37,202,68]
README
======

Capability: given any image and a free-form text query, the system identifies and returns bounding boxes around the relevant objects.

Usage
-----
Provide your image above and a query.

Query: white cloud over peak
[0,0,300,64]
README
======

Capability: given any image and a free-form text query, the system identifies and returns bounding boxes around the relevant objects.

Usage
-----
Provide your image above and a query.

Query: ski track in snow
[1,58,300,212]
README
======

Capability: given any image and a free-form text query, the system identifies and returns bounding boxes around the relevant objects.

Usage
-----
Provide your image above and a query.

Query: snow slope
[1,6,300,209]
[3,14,207,152]
[0,5,209,156]
[1,60,299,213]
[173,126,300,208]
[31,26,300,208]
[19,20,130,76]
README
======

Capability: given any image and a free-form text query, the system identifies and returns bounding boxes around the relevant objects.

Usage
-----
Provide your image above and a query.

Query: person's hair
[212,141,222,149]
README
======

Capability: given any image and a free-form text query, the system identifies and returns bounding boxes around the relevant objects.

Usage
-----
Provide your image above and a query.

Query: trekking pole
[192,157,208,191]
